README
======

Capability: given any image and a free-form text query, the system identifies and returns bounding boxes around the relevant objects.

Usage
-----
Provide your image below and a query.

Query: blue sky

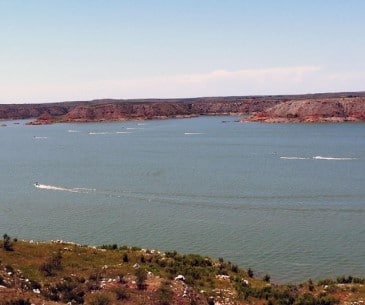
[1,0,365,103]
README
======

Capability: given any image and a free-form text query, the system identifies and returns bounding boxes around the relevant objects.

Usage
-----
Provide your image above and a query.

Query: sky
[1,0,365,104]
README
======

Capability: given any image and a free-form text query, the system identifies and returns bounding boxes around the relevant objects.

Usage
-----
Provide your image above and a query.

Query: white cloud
[89,65,323,99]
[1,65,364,103]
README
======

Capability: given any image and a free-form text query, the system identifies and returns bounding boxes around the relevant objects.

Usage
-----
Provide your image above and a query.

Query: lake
[0,116,364,283]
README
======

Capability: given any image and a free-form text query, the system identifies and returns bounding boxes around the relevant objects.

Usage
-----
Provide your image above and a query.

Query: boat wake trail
[34,183,96,194]
[280,156,310,160]
[280,155,358,161]
[312,156,358,161]
[33,183,365,213]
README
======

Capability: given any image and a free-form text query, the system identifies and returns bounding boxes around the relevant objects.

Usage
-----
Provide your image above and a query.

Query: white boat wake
[88,132,110,135]
[280,156,310,160]
[280,155,358,161]
[33,136,48,139]
[34,183,96,193]
[312,156,357,161]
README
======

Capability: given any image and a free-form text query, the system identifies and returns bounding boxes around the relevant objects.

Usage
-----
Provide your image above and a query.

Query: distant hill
[1,91,365,124]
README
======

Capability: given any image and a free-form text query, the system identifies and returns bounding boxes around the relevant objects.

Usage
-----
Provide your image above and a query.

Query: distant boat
[34,182,40,187]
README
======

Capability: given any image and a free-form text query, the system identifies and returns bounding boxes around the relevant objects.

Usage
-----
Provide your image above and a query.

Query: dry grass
[0,240,364,305]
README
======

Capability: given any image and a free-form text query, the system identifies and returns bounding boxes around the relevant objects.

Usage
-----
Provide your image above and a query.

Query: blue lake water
[0,116,364,282]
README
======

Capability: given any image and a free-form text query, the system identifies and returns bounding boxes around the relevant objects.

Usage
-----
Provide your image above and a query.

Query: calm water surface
[0,117,364,282]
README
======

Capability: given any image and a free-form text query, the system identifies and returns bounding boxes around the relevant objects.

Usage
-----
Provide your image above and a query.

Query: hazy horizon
[2,90,365,106]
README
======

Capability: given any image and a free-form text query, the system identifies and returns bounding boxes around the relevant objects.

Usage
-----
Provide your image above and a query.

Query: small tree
[86,292,112,305]
[40,250,63,276]
[135,268,147,290]
[247,268,254,278]
[114,286,129,300]
[157,281,173,305]
[263,274,271,283]
[122,253,129,263]
[3,234,13,251]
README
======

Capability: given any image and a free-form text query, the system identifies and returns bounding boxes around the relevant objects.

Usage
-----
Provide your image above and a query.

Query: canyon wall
[1,92,364,124]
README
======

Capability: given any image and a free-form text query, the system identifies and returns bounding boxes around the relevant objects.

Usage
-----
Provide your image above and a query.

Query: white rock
[216,274,230,280]
[175,275,185,281]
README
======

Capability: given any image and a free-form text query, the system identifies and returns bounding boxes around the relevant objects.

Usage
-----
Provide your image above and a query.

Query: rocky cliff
[244,97,365,123]
[1,92,365,124]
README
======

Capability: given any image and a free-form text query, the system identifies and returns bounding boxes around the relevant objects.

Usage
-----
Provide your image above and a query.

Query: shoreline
[0,92,365,124]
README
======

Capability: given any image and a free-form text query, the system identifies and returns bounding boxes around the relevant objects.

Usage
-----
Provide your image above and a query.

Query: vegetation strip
[0,235,364,305]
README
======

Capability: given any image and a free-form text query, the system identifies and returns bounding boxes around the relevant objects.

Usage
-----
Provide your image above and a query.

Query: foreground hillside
[0,237,364,305]
[1,92,365,124]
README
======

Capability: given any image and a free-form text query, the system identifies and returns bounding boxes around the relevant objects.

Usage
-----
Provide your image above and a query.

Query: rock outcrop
[25,98,281,124]
[244,97,365,123]
[1,92,365,124]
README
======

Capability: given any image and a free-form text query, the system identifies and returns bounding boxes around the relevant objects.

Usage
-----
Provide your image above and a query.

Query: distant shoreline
[1,91,365,124]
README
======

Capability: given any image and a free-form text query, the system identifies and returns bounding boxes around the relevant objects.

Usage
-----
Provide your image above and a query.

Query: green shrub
[352,277,365,284]
[5,264,13,272]
[231,264,239,273]
[317,279,335,286]
[39,250,63,276]
[294,293,339,305]
[87,292,112,305]
[2,234,14,251]
[263,274,271,282]
[135,268,147,290]
[23,279,41,290]
[100,244,118,250]
[4,299,31,305]
[114,286,129,300]
[157,281,173,305]
[335,275,365,284]
[122,253,129,263]
[42,278,84,304]
[165,250,178,258]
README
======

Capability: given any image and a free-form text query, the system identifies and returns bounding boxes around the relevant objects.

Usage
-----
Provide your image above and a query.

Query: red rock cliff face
[244,97,365,123]
[32,99,280,123]
[0,104,70,120]
[1,93,365,124]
